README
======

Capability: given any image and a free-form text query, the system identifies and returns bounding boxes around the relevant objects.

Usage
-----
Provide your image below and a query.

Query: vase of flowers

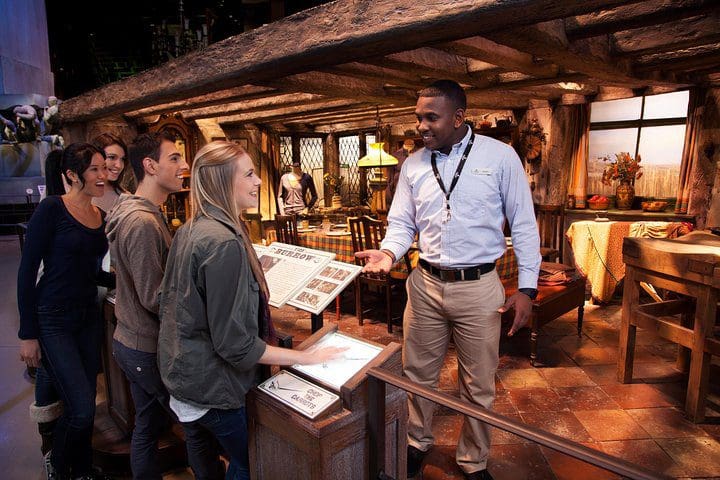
[323,173,344,208]
[600,152,642,210]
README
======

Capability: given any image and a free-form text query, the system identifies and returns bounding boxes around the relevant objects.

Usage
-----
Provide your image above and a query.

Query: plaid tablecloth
[266,229,518,280]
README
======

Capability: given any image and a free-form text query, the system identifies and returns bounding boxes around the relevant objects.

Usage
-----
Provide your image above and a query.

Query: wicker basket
[641,201,668,212]
[588,200,610,210]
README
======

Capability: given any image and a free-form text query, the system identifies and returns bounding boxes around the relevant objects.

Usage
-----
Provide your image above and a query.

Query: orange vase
[615,181,635,210]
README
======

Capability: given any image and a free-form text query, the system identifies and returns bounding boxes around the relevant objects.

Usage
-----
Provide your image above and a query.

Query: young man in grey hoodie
[106,132,223,480]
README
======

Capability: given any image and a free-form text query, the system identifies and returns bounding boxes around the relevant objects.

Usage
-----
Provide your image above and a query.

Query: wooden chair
[534,204,564,262]
[349,216,412,333]
[274,214,299,245]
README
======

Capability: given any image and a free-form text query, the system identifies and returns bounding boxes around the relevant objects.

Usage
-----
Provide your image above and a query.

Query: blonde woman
[157,141,344,480]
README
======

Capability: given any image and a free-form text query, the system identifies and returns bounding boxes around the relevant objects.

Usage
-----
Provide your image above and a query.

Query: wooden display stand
[618,233,720,422]
[248,324,407,479]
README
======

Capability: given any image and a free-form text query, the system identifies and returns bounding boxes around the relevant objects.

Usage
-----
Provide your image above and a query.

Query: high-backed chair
[349,216,412,333]
[534,204,564,262]
[274,214,299,245]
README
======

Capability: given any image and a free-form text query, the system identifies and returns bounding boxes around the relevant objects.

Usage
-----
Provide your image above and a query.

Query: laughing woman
[18,143,115,480]
[92,133,128,213]
[158,141,345,480]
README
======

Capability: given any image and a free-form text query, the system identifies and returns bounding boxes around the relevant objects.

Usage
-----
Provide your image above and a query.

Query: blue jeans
[112,340,225,480]
[35,366,59,407]
[38,303,102,477]
[190,408,250,480]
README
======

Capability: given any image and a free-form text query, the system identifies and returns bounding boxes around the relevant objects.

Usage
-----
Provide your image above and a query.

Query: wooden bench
[502,268,586,366]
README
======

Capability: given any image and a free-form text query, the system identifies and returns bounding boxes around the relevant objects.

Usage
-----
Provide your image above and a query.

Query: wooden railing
[366,367,672,480]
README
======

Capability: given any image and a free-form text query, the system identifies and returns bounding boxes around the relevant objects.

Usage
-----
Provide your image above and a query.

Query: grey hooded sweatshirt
[106,194,172,353]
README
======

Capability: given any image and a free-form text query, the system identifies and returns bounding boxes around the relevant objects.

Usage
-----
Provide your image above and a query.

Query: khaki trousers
[403,266,505,473]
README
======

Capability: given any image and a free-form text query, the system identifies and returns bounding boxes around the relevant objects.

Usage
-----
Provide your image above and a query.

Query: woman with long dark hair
[18,143,115,480]
[92,133,128,212]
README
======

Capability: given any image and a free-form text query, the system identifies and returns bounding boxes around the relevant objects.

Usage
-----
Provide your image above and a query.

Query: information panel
[292,332,383,390]
[257,370,340,419]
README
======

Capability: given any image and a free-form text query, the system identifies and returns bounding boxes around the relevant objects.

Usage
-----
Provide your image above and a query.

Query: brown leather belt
[419,259,495,282]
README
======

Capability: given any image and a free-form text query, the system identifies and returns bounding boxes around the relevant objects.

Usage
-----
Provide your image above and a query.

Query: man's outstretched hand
[355,249,392,273]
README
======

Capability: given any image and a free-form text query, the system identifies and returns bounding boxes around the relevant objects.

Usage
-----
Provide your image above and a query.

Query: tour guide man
[356,79,540,480]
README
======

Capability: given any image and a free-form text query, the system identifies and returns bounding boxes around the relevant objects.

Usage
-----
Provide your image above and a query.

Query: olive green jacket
[158,204,267,409]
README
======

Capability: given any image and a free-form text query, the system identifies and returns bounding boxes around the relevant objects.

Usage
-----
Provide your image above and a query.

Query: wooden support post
[368,376,387,480]
[310,312,323,333]
[617,266,639,383]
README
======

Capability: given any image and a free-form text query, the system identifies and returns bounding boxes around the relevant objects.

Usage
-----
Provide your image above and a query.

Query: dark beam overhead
[60,0,645,122]
[566,0,717,40]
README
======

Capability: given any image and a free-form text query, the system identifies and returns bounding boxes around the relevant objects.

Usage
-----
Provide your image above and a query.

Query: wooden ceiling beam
[260,71,418,106]
[436,36,559,78]
[486,20,676,86]
[288,106,417,127]
[179,93,330,120]
[272,104,396,124]
[635,51,720,74]
[60,0,643,122]
[323,63,425,90]
[566,0,718,40]
[612,13,720,57]
[215,99,366,125]
[124,85,277,118]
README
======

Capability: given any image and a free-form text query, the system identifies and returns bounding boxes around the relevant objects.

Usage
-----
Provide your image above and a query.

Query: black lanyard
[430,134,474,222]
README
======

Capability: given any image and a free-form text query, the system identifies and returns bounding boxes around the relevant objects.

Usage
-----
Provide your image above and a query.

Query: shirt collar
[432,124,473,157]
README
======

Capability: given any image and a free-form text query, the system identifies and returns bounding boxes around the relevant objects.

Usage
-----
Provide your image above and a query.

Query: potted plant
[323,173,344,208]
[600,152,643,210]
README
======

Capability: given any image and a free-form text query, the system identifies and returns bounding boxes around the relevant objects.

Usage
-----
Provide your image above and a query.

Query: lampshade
[357,142,398,168]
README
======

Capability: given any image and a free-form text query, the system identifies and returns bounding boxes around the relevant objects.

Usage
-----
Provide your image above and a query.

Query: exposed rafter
[60,0,647,122]
[566,0,717,40]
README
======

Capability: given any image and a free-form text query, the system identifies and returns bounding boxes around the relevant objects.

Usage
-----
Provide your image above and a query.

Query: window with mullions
[587,91,688,198]
[279,136,293,173]
[300,137,325,204]
[339,135,360,205]
[279,135,325,203]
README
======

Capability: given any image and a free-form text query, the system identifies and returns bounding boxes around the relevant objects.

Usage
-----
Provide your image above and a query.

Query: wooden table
[618,232,720,422]
[566,220,690,303]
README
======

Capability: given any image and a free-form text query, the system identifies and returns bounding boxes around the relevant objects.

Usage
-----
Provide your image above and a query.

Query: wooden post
[617,266,638,383]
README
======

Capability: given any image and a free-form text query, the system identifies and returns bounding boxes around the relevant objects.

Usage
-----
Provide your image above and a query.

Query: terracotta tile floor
[2,235,719,480]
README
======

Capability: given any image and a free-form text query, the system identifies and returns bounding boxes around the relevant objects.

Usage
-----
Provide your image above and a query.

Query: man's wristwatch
[518,288,538,300]
[380,249,396,263]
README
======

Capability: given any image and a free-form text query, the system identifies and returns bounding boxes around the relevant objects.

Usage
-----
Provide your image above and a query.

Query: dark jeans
[35,366,60,407]
[38,303,102,477]
[112,339,225,480]
[190,408,250,480]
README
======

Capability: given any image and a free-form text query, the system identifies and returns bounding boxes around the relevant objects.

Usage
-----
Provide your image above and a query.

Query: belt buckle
[439,269,457,282]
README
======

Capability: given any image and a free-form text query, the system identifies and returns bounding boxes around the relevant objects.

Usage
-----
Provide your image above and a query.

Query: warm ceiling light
[358,142,398,168]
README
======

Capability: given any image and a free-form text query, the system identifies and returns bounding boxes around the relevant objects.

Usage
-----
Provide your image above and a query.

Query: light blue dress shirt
[381,125,541,289]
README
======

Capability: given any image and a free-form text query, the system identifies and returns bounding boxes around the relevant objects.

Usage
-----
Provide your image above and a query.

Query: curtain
[675,88,705,214]
[567,103,590,208]
[260,129,281,219]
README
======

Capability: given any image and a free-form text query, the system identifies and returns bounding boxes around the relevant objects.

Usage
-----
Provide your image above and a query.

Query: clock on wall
[520,118,546,167]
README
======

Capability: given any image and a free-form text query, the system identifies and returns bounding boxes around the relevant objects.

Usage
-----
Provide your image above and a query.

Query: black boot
[29,401,63,454]
[30,401,63,479]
